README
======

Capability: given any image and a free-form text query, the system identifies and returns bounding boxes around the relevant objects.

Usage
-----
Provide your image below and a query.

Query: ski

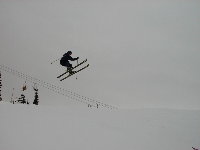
[60,64,89,81]
[57,59,87,78]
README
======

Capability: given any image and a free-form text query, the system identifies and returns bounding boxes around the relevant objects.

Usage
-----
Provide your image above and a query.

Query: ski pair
[57,59,87,78]
[60,64,89,81]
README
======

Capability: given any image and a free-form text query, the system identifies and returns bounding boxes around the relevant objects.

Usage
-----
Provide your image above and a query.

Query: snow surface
[0,102,199,150]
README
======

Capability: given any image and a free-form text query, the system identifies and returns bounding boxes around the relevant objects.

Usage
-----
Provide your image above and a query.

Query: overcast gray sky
[0,0,200,109]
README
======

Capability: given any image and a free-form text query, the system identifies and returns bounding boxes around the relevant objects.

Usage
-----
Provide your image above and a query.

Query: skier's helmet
[67,51,72,55]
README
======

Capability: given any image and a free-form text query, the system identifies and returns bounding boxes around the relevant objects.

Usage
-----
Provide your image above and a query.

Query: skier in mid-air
[60,51,79,74]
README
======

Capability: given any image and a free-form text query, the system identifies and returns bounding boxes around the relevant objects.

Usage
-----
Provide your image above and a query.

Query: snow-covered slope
[0,102,199,150]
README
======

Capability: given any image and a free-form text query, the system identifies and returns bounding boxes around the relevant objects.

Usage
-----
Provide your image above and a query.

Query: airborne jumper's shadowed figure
[60,51,79,74]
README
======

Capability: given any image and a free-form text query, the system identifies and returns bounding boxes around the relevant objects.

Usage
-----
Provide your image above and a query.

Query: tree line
[0,71,39,105]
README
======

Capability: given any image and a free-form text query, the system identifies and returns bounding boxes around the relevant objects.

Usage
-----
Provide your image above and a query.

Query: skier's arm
[69,56,79,61]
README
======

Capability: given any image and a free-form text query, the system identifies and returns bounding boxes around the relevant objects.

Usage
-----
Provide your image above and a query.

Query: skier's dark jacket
[60,51,78,66]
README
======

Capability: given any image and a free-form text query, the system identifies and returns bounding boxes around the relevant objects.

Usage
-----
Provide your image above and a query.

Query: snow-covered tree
[15,81,29,104]
[17,94,26,104]
[33,84,39,105]
[0,72,2,101]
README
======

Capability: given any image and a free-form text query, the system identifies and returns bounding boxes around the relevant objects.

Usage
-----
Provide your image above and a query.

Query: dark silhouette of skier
[60,51,79,74]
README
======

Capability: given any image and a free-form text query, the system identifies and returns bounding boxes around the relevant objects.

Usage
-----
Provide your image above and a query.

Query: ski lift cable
[0,65,99,108]
[1,65,112,107]
[0,64,117,109]
[0,65,95,107]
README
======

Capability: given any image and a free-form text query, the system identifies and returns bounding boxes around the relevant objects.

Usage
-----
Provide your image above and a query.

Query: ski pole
[50,58,60,64]
[76,59,79,80]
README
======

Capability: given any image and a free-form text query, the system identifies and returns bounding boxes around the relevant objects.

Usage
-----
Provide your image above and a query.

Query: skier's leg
[66,63,74,74]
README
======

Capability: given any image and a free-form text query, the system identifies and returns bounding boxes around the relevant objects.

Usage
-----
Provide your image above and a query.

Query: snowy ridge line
[0,64,117,109]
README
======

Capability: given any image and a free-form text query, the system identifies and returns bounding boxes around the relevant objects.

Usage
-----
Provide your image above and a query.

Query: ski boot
[67,67,75,75]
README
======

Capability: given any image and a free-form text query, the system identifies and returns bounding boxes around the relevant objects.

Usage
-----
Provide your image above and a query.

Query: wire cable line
[0,64,117,109]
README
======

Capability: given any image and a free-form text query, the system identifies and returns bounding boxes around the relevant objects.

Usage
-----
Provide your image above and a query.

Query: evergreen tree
[16,81,28,104]
[33,85,39,105]
[0,72,2,101]
[17,94,26,104]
